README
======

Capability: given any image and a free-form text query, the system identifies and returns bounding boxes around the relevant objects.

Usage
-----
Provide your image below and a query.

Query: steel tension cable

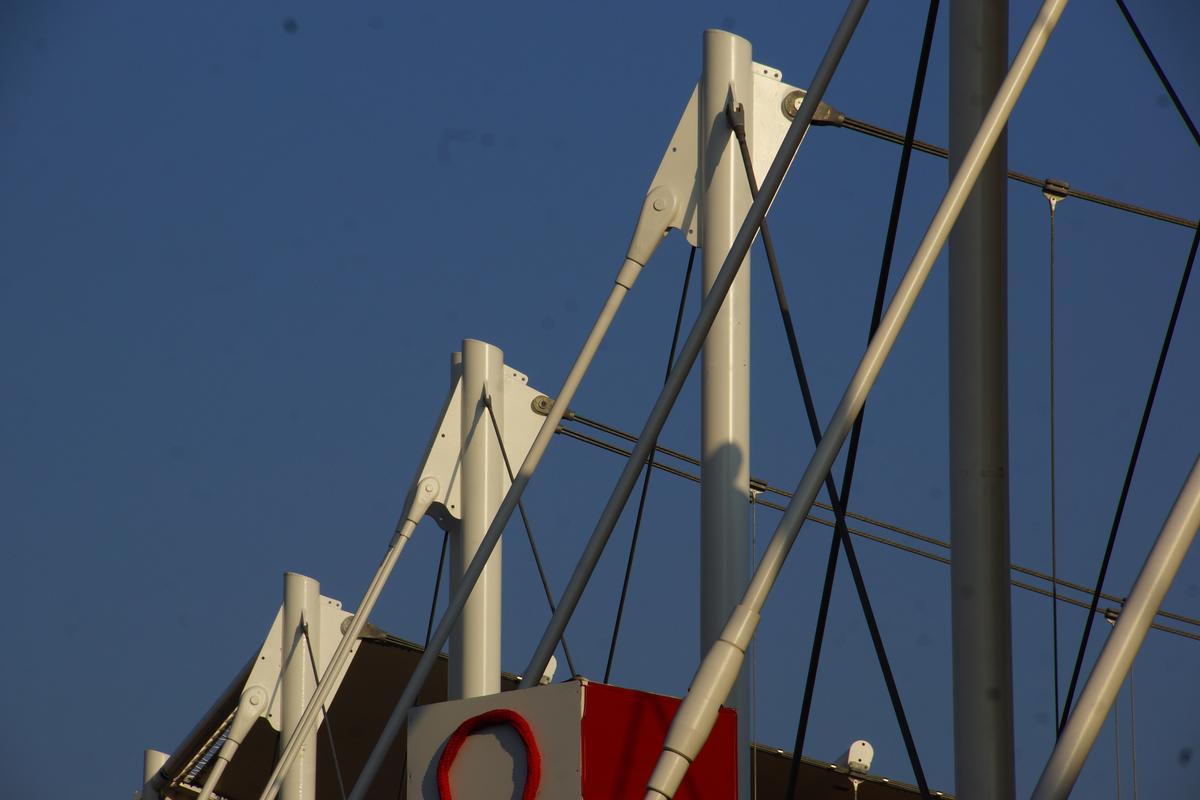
[729,84,931,797]
[604,246,697,684]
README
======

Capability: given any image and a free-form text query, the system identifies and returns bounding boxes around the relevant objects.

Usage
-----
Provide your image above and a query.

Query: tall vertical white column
[281,572,321,800]
[948,1,1016,798]
[141,749,169,800]
[699,29,753,800]
[450,339,504,699]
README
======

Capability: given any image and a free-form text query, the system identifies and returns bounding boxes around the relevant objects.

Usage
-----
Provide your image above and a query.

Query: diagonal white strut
[642,0,1070,796]
[1032,455,1200,800]
[338,10,860,800]
[518,0,870,694]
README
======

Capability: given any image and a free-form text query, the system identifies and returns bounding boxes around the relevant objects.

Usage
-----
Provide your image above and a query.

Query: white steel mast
[699,29,754,800]
[450,340,506,699]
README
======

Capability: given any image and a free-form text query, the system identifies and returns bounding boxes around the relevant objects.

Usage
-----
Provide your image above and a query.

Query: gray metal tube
[1032,456,1200,800]
[281,573,321,800]
[451,339,504,699]
[520,0,870,695]
[699,29,753,800]
[948,0,1016,798]
[343,274,641,800]
[642,2,1068,796]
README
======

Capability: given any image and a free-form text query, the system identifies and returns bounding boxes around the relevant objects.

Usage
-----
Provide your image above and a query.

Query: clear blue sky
[2,1,1197,797]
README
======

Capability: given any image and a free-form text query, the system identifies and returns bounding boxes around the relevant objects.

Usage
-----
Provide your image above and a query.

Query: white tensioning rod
[340,6,868,797]
[255,480,437,800]
[260,150,684,800]
[520,0,872,695]
[1032,455,1200,800]
[333,210,682,800]
[643,0,1070,796]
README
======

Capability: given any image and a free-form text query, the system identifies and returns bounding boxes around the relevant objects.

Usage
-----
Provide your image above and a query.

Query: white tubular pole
[451,339,505,698]
[256,481,436,800]
[341,267,654,800]
[520,0,869,698]
[699,29,753,800]
[141,750,168,800]
[643,2,1068,796]
[281,573,321,800]
[1032,456,1200,800]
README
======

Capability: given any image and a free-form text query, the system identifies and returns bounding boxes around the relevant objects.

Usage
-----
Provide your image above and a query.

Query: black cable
[425,531,448,649]
[571,412,701,466]
[482,394,579,679]
[604,246,697,684]
[836,117,1199,231]
[556,424,1200,642]
[302,624,348,800]
[766,2,940,796]
[1059,220,1199,732]
[561,416,1200,630]
[1114,0,1200,150]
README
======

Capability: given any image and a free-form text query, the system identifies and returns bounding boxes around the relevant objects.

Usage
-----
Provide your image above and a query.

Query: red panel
[580,682,737,800]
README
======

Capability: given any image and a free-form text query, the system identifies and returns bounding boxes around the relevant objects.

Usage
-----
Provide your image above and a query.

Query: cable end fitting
[783,88,844,127]
[531,394,573,420]
[726,101,748,141]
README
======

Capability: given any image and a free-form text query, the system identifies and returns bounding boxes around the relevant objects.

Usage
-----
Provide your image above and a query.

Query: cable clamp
[1042,177,1070,209]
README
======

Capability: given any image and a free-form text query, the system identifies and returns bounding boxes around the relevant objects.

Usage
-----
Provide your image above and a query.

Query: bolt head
[782,90,805,119]
[652,197,667,211]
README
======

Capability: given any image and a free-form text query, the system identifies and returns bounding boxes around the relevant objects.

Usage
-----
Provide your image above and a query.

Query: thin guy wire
[1048,195,1062,728]
[834,117,1198,231]
[554,427,1200,643]
[1115,673,1122,800]
[1110,608,1123,799]
[560,420,1200,631]
[1060,222,1199,732]
[750,492,760,800]
[1113,0,1200,150]
[302,623,348,800]
[1059,0,1200,731]
[482,393,579,678]
[781,1,940,792]
[425,531,448,649]
[731,93,931,798]
[578,401,1198,612]
[1130,658,1139,799]
[604,246,696,684]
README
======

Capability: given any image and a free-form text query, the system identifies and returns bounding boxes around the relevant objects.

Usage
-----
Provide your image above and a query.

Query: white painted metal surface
[451,340,505,699]
[699,28,754,800]
[195,685,269,800]
[281,573,321,800]
[406,681,584,799]
[519,0,850,710]
[642,0,1068,794]
[648,62,807,251]
[140,749,168,800]
[193,581,354,800]
[263,351,551,800]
